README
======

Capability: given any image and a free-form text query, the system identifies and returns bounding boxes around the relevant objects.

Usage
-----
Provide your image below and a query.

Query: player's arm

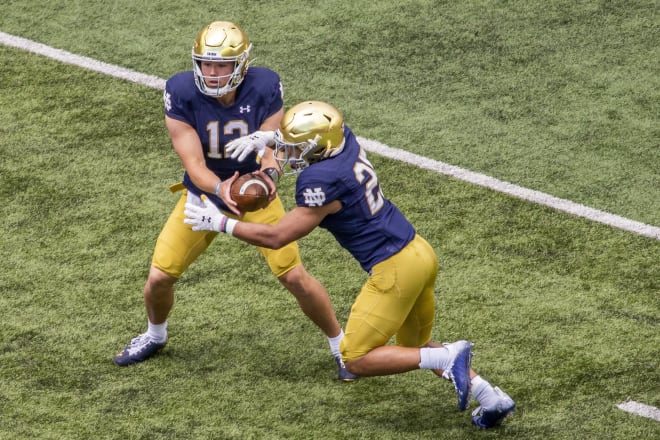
[259,108,284,132]
[184,197,341,249]
[233,201,339,249]
[225,108,284,164]
[165,115,239,213]
[258,108,283,172]
[256,108,284,198]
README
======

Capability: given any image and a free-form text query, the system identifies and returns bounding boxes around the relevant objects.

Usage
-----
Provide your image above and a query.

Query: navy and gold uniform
[114,23,350,375]
[295,126,438,361]
[155,67,300,278]
[165,67,281,209]
[183,100,517,426]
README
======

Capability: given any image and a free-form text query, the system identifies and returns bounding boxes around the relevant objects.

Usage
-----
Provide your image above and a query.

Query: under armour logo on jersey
[302,188,326,206]
[239,105,251,114]
[163,91,172,111]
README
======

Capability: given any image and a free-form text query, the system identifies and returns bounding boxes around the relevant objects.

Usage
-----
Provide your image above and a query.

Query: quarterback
[114,22,354,381]
[184,101,516,428]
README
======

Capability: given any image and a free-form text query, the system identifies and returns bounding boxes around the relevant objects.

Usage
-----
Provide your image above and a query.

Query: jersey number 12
[206,120,249,159]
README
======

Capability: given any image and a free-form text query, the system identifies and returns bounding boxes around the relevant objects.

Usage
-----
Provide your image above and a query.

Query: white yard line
[0,31,166,90]
[2,30,659,241]
[617,401,660,422]
[358,139,660,240]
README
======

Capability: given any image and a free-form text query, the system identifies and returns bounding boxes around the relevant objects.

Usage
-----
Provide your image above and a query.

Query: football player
[114,22,356,381]
[184,101,516,428]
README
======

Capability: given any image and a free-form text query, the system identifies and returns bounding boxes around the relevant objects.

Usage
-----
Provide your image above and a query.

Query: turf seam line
[1,30,658,241]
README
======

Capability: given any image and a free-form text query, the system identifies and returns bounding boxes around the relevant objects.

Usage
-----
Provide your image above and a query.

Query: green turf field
[1,1,658,439]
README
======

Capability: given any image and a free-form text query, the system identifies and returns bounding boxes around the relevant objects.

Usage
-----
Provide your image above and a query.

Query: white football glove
[183,197,228,232]
[225,130,276,162]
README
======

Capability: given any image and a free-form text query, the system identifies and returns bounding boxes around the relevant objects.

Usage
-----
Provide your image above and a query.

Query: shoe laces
[126,333,157,355]
[473,387,513,415]
[129,333,151,347]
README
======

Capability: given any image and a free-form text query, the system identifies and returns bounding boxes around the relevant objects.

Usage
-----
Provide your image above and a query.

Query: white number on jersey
[353,147,384,215]
[206,120,249,159]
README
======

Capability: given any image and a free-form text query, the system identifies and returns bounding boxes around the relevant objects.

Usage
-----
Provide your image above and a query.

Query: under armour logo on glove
[184,197,228,232]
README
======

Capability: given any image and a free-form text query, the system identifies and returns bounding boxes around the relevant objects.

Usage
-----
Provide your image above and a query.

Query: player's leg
[470,377,515,428]
[276,265,338,339]
[245,196,354,379]
[341,235,442,375]
[420,337,515,424]
[341,235,473,409]
[114,190,216,366]
[275,265,358,380]
[393,237,472,410]
[401,238,514,425]
[143,266,176,326]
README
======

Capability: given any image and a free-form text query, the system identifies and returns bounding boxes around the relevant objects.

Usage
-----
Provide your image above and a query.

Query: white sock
[147,320,167,342]
[418,346,453,370]
[327,329,344,358]
[471,375,499,409]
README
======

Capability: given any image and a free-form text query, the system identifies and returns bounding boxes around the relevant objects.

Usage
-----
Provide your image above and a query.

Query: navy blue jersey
[295,127,416,272]
[163,67,283,210]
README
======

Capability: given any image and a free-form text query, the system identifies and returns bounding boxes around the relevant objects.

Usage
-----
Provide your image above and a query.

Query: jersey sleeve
[262,71,284,121]
[163,73,194,125]
[295,169,346,208]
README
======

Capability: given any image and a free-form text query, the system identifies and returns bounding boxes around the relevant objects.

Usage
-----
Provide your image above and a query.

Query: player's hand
[226,130,276,162]
[218,172,241,216]
[184,195,228,232]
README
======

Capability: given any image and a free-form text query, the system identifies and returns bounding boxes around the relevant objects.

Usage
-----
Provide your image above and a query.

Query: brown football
[230,173,270,212]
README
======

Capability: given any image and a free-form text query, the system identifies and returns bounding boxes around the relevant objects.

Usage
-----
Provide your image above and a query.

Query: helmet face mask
[274,101,345,174]
[274,135,323,174]
[192,21,252,97]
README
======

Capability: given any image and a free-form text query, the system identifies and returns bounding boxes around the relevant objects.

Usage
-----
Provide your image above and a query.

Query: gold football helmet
[192,21,252,97]
[274,101,346,174]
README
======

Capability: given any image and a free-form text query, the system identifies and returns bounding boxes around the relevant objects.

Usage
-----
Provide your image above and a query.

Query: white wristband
[224,218,238,236]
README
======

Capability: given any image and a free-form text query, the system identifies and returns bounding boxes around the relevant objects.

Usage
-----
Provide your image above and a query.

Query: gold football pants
[341,234,438,361]
[152,189,301,279]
